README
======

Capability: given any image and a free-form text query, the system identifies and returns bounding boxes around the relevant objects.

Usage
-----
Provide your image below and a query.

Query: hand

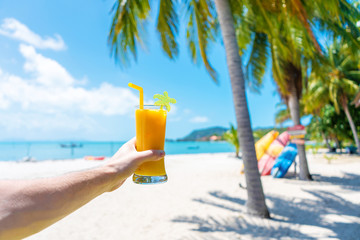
[104,137,165,191]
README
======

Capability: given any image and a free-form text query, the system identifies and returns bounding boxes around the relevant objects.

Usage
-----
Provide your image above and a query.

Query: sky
[0,0,287,141]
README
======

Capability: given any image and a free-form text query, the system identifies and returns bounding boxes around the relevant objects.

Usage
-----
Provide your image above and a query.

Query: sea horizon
[0,141,235,162]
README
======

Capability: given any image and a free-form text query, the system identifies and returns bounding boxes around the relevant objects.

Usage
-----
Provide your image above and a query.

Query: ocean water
[0,141,235,161]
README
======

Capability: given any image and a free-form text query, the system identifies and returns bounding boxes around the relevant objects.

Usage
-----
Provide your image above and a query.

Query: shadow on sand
[172,172,360,239]
[312,172,360,190]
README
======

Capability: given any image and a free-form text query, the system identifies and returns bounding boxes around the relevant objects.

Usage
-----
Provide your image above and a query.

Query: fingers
[124,137,165,163]
[126,137,136,148]
[135,149,165,163]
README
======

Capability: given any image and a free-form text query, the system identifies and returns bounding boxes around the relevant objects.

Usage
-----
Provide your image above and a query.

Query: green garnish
[153,91,176,112]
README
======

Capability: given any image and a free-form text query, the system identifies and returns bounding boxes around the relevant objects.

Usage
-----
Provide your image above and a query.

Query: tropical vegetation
[306,104,360,152]
[223,124,240,157]
[229,0,360,178]
[304,41,360,153]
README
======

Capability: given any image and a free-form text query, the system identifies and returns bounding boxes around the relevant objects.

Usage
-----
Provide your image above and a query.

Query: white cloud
[0,111,99,132]
[0,18,66,50]
[20,44,74,87]
[0,19,142,138]
[0,45,138,116]
[0,111,106,140]
[190,116,209,123]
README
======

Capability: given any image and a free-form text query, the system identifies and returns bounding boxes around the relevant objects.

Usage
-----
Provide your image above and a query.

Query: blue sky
[0,0,287,141]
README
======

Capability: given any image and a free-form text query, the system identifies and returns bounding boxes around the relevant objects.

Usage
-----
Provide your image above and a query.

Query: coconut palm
[230,0,360,180]
[306,42,360,154]
[214,0,269,217]
[223,124,240,157]
[108,0,269,217]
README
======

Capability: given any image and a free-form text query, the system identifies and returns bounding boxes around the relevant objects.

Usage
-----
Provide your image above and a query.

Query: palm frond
[345,71,360,82]
[230,0,252,54]
[275,108,291,124]
[342,78,360,96]
[246,32,268,92]
[253,0,279,38]
[185,0,218,82]
[270,37,287,96]
[318,15,360,52]
[339,0,360,41]
[339,55,353,69]
[351,90,360,107]
[108,0,150,66]
[223,123,239,156]
[291,0,322,54]
[156,0,179,59]
[303,75,330,114]
[339,0,360,19]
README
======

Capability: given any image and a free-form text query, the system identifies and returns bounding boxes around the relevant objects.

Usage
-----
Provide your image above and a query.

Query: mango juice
[134,106,167,176]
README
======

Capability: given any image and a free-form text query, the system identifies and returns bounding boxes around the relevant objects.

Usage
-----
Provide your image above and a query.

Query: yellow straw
[128,83,144,109]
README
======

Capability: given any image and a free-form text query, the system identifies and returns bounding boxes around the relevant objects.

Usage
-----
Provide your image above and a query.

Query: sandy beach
[1,152,360,240]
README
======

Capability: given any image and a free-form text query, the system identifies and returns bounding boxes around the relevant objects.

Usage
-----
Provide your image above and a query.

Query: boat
[258,132,291,176]
[240,130,279,174]
[20,156,36,162]
[271,143,298,178]
[60,143,83,148]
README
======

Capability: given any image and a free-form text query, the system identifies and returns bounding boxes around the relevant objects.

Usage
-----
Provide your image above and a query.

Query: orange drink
[133,105,168,184]
[128,82,175,184]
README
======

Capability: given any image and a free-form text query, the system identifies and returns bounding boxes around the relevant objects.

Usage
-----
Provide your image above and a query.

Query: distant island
[177,126,228,142]
[175,126,288,142]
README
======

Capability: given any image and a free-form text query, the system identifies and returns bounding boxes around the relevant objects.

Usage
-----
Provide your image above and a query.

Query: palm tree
[230,0,360,180]
[223,124,240,157]
[108,0,269,217]
[307,42,360,154]
[214,1,268,217]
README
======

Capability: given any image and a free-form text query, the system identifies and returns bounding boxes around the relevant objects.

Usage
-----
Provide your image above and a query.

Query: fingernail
[160,151,165,157]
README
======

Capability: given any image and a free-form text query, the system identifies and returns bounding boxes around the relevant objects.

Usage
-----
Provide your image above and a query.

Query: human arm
[0,138,164,240]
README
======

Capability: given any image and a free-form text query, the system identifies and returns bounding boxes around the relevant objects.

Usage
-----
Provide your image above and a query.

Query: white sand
[1,152,360,240]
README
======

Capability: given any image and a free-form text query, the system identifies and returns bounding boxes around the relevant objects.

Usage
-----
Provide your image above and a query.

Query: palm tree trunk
[334,137,340,152]
[321,132,331,151]
[214,0,270,218]
[287,77,312,180]
[342,101,360,154]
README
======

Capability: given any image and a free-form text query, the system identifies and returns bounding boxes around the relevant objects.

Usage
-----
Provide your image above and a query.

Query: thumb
[135,150,165,164]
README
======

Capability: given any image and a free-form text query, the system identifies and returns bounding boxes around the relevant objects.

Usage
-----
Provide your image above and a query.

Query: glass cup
[133,105,168,184]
